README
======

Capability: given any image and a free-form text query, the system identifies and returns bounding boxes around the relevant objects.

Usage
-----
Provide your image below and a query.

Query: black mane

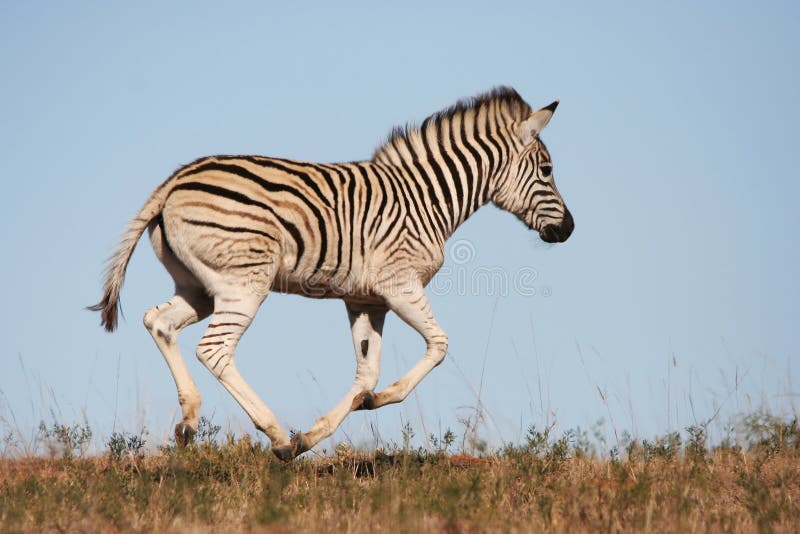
[372,86,531,162]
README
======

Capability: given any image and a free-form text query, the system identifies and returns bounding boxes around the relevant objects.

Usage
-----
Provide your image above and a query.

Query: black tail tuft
[87,294,120,332]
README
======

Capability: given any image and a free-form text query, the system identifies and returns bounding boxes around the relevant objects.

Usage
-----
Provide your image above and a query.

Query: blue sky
[1,2,798,453]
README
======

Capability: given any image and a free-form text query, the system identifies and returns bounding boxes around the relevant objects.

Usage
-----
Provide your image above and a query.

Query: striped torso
[162,155,485,298]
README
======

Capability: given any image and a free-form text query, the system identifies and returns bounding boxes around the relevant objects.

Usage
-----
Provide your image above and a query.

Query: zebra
[90,87,574,460]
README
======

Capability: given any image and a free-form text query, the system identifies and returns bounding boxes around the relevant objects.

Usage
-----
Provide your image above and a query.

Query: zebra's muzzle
[539,209,574,243]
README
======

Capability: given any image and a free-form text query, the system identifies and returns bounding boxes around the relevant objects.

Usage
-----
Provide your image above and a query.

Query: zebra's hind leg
[195,289,291,454]
[143,287,213,446]
[289,302,388,457]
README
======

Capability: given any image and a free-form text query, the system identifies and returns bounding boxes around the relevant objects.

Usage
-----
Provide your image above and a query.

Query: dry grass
[1,417,799,533]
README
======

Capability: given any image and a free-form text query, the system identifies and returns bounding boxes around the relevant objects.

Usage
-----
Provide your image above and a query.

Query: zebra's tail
[88,183,171,332]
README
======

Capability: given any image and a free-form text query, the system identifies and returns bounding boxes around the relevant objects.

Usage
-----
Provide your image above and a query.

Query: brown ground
[1,433,798,533]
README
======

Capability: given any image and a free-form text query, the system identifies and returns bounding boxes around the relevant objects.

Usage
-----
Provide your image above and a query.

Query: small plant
[626,431,682,462]
[440,428,456,454]
[739,413,800,456]
[548,429,573,463]
[401,420,415,451]
[195,416,221,445]
[2,429,20,456]
[428,428,457,456]
[525,422,555,455]
[506,423,575,474]
[107,430,147,461]
[443,429,456,450]
[456,406,491,456]
[37,420,92,459]
[685,425,707,464]
[571,426,596,458]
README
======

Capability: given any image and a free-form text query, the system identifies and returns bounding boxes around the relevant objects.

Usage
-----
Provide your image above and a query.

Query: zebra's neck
[371,106,514,242]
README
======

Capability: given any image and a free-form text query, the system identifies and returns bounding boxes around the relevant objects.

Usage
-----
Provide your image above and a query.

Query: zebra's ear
[518,101,559,145]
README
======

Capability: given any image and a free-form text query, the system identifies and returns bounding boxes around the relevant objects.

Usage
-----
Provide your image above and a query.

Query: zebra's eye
[540,164,552,177]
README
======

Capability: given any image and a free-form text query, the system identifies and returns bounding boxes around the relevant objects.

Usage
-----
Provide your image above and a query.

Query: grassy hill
[1,415,798,532]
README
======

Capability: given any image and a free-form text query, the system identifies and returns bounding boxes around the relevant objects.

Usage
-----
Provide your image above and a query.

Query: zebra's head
[493,100,574,243]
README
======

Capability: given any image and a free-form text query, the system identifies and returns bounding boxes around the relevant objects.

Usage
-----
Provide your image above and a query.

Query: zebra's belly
[271,271,375,301]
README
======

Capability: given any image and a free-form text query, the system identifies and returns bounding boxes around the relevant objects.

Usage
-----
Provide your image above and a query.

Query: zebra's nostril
[539,212,574,243]
[539,225,560,243]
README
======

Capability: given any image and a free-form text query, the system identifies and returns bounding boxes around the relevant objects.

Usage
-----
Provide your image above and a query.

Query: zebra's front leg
[278,302,387,458]
[366,278,448,409]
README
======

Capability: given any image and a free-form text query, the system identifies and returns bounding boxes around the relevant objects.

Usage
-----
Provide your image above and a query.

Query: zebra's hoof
[271,444,294,462]
[351,391,376,411]
[271,433,311,462]
[174,423,196,447]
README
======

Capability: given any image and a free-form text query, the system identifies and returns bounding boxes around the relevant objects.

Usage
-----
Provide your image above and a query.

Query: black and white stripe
[91,86,574,459]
